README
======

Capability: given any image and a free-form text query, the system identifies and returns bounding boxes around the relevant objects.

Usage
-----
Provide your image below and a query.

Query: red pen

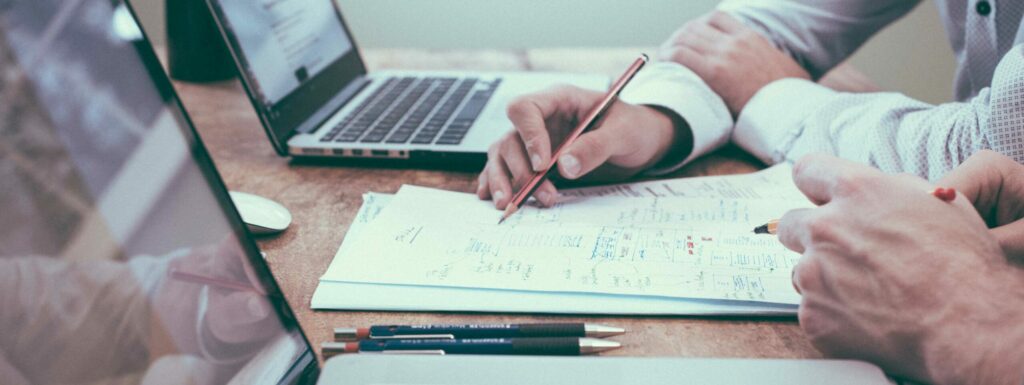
[498,54,649,224]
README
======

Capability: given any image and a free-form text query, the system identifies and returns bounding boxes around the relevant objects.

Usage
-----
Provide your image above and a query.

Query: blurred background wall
[132,0,955,104]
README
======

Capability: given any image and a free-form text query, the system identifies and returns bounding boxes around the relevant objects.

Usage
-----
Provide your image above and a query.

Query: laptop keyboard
[320,76,500,145]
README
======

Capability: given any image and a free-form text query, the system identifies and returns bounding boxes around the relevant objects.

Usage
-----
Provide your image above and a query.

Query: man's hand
[153,238,278,360]
[659,11,810,117]
[778,154,1024,385]
[939,150,1024,260]
[478,85,684,209]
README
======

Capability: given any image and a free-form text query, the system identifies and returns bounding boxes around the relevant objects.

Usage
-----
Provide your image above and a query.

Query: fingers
[480,133,560,208]
[777,208,815,254]
[499,134,535,190]
[791,154,878,205]
[557,127,624,180]
[682,21,723,55]
[707,11,747,34]
[507,87,590,172]
[937,150,1020,224]
[485,150,513,208]
[476,172,490,199]
[661,45,713,76]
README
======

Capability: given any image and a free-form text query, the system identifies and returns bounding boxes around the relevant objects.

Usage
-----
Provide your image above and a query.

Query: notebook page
[330,184,811,305]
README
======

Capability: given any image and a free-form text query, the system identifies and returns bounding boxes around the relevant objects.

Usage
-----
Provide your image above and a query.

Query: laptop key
[435,137,462,145]
[386,133,413,143]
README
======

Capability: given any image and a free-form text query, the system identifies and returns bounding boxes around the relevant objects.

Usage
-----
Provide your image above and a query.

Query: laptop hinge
[294,76,371,135]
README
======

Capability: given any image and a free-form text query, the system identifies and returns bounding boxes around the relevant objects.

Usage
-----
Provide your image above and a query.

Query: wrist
[641,104,692,171]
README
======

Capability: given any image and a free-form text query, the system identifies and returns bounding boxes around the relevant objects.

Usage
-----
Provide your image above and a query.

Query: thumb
[557,129,618,180]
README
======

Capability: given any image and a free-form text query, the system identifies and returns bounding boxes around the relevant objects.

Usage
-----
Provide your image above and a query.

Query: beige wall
[132,0,956,104]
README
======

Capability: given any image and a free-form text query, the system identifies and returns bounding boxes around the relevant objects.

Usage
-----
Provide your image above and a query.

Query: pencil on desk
[498,54,650,224]
[753,219,779,235]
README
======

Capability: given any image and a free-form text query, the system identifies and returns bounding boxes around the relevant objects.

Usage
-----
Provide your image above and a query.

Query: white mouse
[229,191,292,235]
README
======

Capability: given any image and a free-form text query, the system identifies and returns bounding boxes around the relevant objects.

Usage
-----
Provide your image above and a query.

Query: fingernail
[531,154,543,171]
[560,154,580,178]
[477,180,485,194]
[493,190,506,204]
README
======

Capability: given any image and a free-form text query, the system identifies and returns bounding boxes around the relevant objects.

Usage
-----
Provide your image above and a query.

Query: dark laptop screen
[0,0,315,384]
[208,0,367,154]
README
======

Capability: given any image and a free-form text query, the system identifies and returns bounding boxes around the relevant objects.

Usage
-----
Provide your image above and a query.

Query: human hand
[938,150,1024,260]
[659,11,810,117]
[478,85,682,209]
[153,238,278,360]
[778,154,1024,385]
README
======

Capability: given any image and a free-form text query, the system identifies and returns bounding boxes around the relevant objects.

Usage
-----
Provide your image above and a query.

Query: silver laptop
[321,355,893,385]
[204,0,608,166]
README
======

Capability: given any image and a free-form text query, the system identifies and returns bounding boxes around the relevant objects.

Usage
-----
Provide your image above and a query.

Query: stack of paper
[313,165,813,315]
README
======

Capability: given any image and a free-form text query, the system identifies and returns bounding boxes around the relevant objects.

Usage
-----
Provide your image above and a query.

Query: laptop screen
[0,1,316,384]
[208,0,367,154]
[216,0,353,106]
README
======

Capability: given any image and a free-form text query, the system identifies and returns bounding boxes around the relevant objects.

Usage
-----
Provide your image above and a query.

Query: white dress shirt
[623,0,1024,180]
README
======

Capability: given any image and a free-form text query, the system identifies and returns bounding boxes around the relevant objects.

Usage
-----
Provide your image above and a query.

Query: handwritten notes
[563,164,801,200]
[326,166,812,305]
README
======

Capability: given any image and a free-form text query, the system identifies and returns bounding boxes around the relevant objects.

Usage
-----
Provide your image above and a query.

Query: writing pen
[321,337,620,357]
[753,187,960,235]
[333,323,625,341]
[498,54,649,224]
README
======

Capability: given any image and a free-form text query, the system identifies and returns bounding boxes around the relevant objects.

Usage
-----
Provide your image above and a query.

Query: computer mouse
[229,191,292,235]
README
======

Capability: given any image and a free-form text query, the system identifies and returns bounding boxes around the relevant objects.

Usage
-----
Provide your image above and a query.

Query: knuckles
[792,256,822,295]
[797,301,833,344]
[831,172,875,198]
[505,97,535,122]
[805,214,840,244]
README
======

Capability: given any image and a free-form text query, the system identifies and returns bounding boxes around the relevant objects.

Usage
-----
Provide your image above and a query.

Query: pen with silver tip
[322,337,621,357]
[334,323,625,341]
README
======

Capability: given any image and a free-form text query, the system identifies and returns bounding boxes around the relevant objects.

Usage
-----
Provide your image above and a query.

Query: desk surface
[171,48,878,361]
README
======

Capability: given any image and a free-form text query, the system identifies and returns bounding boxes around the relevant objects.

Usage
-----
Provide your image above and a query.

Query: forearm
[736,43,1024,180]
[718,0,919,78]
[734,78,993,180]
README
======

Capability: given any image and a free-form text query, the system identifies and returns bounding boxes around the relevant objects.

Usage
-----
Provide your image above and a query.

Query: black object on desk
[334,323,626,341]
[166,0,234,82]
[322,337,621,357]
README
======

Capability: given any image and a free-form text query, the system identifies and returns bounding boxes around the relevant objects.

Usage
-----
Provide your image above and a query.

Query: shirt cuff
[619,61,733,175]
[733,78,838,164]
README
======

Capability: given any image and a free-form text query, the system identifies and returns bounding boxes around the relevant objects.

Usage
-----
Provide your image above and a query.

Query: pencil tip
[752,224,768,234]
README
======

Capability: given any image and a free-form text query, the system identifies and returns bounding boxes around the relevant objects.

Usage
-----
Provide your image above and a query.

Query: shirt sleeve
[718,0,921,79]
[733,44,1024,181]
[619,61,733,174]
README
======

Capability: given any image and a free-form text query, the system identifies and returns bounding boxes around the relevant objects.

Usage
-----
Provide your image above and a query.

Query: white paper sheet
[313,192,796,315]
[328,186,809,304]
[317,165,811,311]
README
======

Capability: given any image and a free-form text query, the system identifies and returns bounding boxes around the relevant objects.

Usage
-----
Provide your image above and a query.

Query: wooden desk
[171,48,877,361]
